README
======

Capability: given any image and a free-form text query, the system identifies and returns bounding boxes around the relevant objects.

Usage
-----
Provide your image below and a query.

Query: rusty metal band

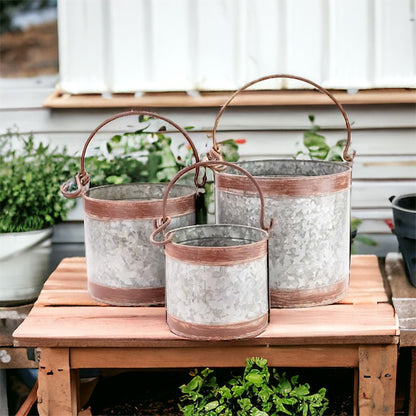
[165,239,268,266]
[88,281,165,306]
[83,192,195,220]
[166,313,268,340]
[270,278,349,308]
[216,168,351,197]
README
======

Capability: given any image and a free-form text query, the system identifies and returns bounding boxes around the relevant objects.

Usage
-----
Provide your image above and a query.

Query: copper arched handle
[61,109,204,199]
[210,74,354,163]
[150,160,274,246]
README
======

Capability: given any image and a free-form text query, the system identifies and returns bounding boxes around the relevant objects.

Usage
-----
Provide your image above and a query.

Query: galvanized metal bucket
[151,160,273,340]
[210,74,355,308]
[61,110,203,306]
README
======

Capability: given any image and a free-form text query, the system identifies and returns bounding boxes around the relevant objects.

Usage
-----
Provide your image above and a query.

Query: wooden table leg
[409,348,416,416]
[37,348,79,416]
[358,345,397,416]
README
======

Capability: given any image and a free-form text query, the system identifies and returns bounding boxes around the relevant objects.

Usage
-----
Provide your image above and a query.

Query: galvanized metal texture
[216,160,351,197]
[216,160,351,308]
[83,183,196,220]
[150,160,273,246]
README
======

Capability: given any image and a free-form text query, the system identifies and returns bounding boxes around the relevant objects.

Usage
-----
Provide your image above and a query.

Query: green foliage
[179,357,329,415]
[296,115,346,162]
[85,117,243,188]
[0,129,77,233]
[86,116,183,186]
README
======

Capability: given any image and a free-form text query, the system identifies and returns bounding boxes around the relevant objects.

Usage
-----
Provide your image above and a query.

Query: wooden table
[13,255,399,416]
[0,304,37,415]
[385,252,416,415]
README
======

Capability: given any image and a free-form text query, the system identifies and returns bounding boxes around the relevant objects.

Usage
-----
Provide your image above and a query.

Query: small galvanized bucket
[61,110,203,306]
[151,160,273,340]
[210,74,355,308]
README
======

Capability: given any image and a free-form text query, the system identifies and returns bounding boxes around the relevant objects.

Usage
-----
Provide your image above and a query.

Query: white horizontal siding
[57,0,416,93]
[1,76,415,256]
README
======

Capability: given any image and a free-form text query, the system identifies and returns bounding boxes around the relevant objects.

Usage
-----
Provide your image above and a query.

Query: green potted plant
[179,357,329,415]
[0,129,77,305]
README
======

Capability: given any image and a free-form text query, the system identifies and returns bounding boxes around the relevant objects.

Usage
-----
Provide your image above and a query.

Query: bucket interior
[229,159,350,177]
[168,225,268,247]
[85,183,195,201]
[393,194,416,212]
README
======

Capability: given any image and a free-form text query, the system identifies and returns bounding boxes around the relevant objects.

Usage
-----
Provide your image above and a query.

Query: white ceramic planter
[0,228,52,305]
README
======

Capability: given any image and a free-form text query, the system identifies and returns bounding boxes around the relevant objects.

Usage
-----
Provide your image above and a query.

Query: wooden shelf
[43,88,416,109]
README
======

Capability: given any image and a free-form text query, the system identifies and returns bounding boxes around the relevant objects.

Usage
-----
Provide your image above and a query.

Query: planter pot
[0,228,52,306]
[389,193,416,286]
[212,74,354,308]
[61,110,203,306]
[151,160,272,340]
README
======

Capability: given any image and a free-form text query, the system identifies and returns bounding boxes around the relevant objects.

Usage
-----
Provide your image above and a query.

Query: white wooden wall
[57,0,416,94]
[1,76,415,259]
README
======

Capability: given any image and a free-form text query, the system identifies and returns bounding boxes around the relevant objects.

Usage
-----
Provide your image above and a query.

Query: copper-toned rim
[270,278,349,308]
[84,187,196,220]
[165,236,268,266]
[166,313,268,340]
[216,162,351,197]
[88,281,165,306]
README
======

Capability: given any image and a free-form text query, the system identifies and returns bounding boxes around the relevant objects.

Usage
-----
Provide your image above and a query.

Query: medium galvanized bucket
[61,110,203,306]
[151,160,273,340]
[210,74,355,308]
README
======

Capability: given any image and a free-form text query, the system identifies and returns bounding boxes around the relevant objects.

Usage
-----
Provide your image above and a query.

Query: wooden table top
[386,252,416,347]
[13,255,399,348]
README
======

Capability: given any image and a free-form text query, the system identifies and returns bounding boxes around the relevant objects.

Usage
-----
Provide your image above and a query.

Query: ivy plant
[179,357,329,416]
[295,115,345,162]
[0,129,77,233]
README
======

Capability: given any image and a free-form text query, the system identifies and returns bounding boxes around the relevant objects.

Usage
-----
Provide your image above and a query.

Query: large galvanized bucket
[61,110,203,306]
[151,160,273,340]
[210,74,355,308]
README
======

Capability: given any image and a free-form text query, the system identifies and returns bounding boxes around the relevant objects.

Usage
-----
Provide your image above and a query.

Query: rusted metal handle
[150,160,274,246]
[210,74,354,163]
[61,109,203,199]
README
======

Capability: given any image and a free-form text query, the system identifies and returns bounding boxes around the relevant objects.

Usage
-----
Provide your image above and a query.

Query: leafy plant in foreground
[179,357,329,415]
[0,129,77,233]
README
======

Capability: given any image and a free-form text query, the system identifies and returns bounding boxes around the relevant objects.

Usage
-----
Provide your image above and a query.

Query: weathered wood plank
[386,252,416,348]
[42,89,416,108]
[69,345,359,369]
[35,255,389,307]
[13,303,398,348]
[358,345,397,416]
[37,348,78,416]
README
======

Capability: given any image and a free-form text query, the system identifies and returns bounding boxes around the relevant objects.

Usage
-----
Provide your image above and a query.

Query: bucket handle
[150,160,274,246]
[209,74,355,163]
[61,109,204,199]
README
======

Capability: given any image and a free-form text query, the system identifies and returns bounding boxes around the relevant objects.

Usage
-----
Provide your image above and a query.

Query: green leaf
[204,401,219,411]
[245,371,264,387]
[355,235,378,246]
[110,134,122,143]
[291,384,310,397]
